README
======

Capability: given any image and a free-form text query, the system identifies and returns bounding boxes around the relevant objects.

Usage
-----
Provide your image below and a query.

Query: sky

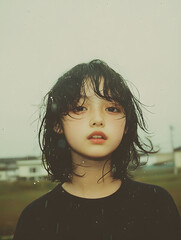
[0,0,181,158]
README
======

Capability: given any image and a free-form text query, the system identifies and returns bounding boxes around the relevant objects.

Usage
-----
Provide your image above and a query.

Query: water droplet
[112,164,116,173]
[68,174,72,179]
[101,208,104,215]
[95,220,98,224]
[51,103,57,112]
[56,223,60,234]
[73,203,80,209]
[45,200,48,208]
[34,182,36,185]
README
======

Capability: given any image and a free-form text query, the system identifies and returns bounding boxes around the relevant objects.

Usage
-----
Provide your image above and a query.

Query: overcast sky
[0,0,181,158]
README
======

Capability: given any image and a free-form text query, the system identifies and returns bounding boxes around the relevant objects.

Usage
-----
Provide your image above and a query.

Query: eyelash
[106,107,121,113]
[74,106,121,113]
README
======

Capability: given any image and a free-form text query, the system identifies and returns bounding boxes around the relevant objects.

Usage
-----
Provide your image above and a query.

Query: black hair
[39,59,155,183]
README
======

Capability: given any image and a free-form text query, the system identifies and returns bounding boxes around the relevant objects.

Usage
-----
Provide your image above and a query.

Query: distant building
[140,147,181,170]
[17,159,47,180]
[174,146,181,168]
[140,155,157,166]
[0,156,48,181]
[0,164,8,181]
[153,152,173,165]
[0,158,17,181]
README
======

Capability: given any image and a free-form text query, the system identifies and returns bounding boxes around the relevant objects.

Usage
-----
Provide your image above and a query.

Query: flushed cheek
[108,121,126,143]
[111,121,125,132]
[107,118,126,132]
[62,121,87,142]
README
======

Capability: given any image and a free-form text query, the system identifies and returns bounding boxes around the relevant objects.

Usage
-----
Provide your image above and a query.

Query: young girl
[13,60,181,240]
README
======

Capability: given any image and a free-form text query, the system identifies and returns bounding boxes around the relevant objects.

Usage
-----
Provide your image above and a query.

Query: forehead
[79,79,122,107]
[80,77,105,98]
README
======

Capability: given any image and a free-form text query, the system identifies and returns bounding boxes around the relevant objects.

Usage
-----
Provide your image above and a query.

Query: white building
[0,164,8,181]
[0,159,17,181]
[0,157,48,181]
[174,147,181,168]
[17,159,47,180]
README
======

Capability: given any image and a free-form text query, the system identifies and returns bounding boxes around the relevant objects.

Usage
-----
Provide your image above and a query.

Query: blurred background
[0,0,181,239]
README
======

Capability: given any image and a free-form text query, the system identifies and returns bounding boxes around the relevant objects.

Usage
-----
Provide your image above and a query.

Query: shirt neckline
[59,178,128,201]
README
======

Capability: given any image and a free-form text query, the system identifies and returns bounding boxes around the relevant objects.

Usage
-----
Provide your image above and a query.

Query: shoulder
[120,179,181,239]
[126,179,181,237]
[19,184,63,220]
[125,178,175,203]
[125,178,180,218]
[13,184,65,240]
[126,178,170,196]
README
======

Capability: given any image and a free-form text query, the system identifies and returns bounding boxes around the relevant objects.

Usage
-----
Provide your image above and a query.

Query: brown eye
[74,106,87,112]
[106,107,120,113]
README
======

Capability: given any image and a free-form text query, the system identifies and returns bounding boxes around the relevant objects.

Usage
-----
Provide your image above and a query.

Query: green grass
[0,166,181,237]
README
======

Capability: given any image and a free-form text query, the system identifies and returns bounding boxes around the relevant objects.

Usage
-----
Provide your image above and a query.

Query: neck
[73,158,112,185]
[62,151,121,198]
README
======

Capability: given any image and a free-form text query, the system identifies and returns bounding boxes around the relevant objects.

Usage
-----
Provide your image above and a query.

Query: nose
[89,112,105,128]
[89,120,105,127]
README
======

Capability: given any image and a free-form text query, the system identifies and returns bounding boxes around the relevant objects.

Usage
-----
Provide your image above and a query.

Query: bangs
[49,59,133,122]
[80,74,130,109]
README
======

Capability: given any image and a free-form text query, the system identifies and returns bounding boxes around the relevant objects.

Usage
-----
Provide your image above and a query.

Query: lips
[87,131,107,140]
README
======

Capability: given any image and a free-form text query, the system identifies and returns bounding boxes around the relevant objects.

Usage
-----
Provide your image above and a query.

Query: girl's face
[61,80,126,161]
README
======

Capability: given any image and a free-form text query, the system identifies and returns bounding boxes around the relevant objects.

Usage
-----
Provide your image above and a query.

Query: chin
[85,153,112,161]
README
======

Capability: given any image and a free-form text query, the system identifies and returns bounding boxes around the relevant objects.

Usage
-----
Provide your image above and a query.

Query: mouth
[87,131,107,144]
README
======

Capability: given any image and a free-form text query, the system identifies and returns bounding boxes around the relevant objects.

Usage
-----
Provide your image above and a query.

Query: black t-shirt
[13,178,181,240]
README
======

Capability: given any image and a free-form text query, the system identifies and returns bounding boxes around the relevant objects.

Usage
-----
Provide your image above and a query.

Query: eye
[74,106,87,112]
[106,107,121,113]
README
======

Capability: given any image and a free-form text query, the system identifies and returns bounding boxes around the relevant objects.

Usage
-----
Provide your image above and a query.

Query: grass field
[0,166,181,239]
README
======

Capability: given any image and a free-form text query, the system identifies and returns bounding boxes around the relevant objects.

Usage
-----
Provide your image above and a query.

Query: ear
[53,123,63,134]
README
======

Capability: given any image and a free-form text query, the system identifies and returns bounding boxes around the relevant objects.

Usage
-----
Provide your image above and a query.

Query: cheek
[109,118,126,131]
[62,120,85,141]
[110,120,126,141]
[63,126,78,148]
